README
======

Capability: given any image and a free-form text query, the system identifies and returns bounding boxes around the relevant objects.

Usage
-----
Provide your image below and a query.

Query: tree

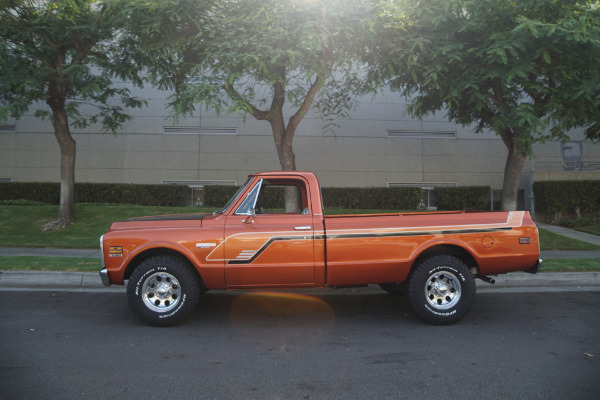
[0,0,145,229]
[122,0,380,209]
[370,0,600,210]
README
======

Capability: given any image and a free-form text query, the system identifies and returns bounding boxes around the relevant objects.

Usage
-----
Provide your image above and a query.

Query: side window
[256,179,309,214]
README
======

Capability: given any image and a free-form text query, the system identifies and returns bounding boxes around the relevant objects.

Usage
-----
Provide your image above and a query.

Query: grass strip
[0,256,100,272]
[576,225,600,236]
[538,229,600,251]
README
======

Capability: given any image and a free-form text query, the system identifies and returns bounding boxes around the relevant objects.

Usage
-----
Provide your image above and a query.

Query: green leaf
[542,50,551,64]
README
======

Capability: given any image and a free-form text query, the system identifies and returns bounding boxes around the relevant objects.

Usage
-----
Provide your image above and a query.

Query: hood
[125,213,209,222]
[108,213,210,231]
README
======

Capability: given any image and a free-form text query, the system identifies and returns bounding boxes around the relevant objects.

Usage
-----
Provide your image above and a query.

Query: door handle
[294,226,312,230]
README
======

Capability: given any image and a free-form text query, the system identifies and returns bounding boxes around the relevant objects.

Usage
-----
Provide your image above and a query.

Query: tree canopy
[123,0,381,175]
[369,0,600,210]
[0,0,146,228]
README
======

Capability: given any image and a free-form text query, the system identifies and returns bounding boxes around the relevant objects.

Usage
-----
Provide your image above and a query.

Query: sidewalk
[1,223,599,290]
[536,222,600,246]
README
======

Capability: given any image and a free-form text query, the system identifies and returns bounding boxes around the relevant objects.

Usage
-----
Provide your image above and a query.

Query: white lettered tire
[127,255,201,327]
[407,255,476,325]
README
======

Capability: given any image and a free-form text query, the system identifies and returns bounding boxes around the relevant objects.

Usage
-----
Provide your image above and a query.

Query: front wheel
[127,255,201,327]
[407,255,475,325]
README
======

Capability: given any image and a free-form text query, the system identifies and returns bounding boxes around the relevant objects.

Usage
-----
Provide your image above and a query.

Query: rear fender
[409,239,479,275]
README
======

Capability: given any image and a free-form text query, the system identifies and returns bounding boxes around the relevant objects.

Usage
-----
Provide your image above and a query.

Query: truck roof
[250,171,317,177]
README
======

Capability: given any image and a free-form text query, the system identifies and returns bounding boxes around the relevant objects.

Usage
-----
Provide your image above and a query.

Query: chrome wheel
[425,270,461,310]
[141,272,181,313]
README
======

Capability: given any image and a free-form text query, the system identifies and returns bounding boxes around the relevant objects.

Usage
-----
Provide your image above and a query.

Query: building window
[163,127,237,135]
[0,125,16,133]
[562,141,583,171]
[387,130,456,139]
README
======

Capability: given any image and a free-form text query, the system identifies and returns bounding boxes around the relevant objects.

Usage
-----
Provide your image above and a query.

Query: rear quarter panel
[324,211,539,286]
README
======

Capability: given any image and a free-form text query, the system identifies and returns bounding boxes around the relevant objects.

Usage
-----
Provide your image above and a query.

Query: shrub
[204,185,240,208]
[533,180,600,220]
[321,187,421,210]
[0,182,189,206]
[203,185,422,210]
[435,186,490,211]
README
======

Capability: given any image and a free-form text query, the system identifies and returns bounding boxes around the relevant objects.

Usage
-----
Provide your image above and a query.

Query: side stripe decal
[326,227,513,240]
[223,227,513,265]
[228,236,304,264]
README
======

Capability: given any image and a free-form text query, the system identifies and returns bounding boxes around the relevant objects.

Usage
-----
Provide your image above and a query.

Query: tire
[127,255,201,327]
[379,282,404,296]
[407,255,475,325]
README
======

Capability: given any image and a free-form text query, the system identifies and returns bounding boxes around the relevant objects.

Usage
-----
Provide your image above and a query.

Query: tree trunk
[42,112,76,230]
[44,73,76,230]
[56,113,76,227]
[270,115,300,212]
[500,143,527,211]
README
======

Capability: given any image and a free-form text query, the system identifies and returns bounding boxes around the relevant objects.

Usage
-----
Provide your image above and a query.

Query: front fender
[103,239,205,285]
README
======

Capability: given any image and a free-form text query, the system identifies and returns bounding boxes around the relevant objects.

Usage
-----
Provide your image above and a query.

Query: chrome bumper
[99,268,111,286]
[99,235,110,286]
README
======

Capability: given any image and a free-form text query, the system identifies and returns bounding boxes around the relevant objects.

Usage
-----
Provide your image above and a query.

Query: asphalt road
[1,289,598,400]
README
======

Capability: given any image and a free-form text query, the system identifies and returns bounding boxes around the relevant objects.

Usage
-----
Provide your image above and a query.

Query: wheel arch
[411,243,479,276]
[123,247,203,283]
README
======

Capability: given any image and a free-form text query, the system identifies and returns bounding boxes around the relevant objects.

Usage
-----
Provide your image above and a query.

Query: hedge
[0,182,189,206]
[321,187,421,210]
[435,186,490,211]
[533,180,600,218]
[204,185,422,210]
[204,185,240,208]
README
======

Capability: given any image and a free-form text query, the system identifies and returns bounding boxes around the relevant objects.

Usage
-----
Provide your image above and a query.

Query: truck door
[223,178,316,287]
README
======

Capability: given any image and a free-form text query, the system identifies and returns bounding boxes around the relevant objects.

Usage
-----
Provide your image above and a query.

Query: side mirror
[242,211,255,225]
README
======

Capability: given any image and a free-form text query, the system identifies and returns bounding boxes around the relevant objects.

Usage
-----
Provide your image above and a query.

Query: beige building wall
[1,87,599,208]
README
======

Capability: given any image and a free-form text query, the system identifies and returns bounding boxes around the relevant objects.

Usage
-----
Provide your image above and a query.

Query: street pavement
[0,222,599,290]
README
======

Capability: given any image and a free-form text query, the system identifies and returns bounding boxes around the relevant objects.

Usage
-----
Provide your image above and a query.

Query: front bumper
[99,235,110,286]
[99,268,111,286]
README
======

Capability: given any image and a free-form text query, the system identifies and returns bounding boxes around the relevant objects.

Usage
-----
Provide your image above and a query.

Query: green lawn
[538,228,600,251]
[576,225,600,236]
[0,205,599,272]
[0,204,214,248]
[540,258,600,272]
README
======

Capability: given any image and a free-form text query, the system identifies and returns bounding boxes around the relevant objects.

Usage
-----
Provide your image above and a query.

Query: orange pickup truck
[100,171,541,326]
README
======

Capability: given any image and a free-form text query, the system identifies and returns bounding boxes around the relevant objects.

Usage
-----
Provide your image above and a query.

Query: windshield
[218,177,253,214]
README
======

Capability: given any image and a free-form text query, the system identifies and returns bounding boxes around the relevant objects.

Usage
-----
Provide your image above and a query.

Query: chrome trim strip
[99,235,105,269]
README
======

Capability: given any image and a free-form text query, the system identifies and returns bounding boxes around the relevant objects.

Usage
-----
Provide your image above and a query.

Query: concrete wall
[1,88,599,194]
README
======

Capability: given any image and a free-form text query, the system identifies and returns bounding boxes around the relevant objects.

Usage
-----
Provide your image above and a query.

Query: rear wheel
[407,255,475,325]
[127,255,201,327]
